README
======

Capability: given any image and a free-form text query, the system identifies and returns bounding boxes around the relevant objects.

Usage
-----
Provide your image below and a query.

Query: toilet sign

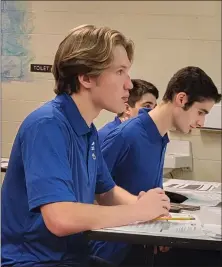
[30,64,52,73]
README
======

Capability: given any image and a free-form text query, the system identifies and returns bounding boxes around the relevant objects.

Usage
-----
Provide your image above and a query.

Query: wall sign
[30,64,52,73]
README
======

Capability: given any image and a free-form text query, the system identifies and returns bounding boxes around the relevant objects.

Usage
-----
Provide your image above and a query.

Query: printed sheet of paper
[164,179,221,193]
[182,194,221,207]
[100,213,204,238]
[164,179,222,193]
[202,224,222,240]
[164,179,222,207]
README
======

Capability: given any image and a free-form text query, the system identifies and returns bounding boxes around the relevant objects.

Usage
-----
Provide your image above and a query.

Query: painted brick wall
[1,1,221,182]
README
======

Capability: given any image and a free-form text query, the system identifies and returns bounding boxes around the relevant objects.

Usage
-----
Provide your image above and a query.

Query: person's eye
[198,111,204,116]
[117,69,123,75]
[144,104,152,109]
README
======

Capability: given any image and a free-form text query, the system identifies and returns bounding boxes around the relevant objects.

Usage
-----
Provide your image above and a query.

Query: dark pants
[154,248,222,267]
[120,245,154,267]
[89,256,116,266]
[120,245,222,267]
[6,249,220,267]
[4,259,114,267]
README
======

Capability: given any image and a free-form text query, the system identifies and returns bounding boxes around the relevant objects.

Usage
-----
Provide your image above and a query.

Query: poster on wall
[1,0,34,82]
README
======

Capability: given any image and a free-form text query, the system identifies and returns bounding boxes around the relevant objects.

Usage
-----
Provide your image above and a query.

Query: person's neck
[118,116,125,122]
[119,115,130,122]
[71,91,101,127]
[148,101,174,137]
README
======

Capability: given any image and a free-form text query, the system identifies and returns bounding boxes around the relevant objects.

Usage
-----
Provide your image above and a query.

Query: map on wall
[1,0,35,82]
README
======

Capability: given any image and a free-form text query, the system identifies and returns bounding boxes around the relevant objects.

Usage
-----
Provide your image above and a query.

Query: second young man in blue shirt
[98,79,159,144]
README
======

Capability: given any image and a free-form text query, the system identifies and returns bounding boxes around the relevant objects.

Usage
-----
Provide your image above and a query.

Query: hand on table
[137,189,171,254]
[136,188,171,222]
[154,246,171,254]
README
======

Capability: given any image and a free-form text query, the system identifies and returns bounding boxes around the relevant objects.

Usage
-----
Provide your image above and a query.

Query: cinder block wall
[1,1,221,181]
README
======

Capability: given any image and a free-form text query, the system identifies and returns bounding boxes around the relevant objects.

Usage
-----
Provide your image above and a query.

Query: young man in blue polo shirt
[90,66,222,266]
[98,79,159,144]
[1,25,171,267]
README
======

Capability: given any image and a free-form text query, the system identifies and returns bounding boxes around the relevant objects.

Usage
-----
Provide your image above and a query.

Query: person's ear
[174,92,188,108]
[78,74,95,89]
[125,103,131,117]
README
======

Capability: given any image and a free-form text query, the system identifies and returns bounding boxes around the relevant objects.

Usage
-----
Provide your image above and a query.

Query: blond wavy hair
[52,24,134,95]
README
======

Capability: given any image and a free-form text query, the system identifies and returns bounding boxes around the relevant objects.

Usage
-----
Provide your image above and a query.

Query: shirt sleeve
[158,145,168,188]
[100,130,130,178]
[158,168,164,188]
[95,144,116,195]
[20,118,76,212]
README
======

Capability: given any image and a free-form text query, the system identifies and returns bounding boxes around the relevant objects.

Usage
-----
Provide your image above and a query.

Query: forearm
[42,187,171,237]
[96,185,137,206]
[41,201,139,237]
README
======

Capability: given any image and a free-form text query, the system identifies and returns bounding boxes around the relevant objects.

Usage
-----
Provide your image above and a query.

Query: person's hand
[154,246,171,254]
[137,190,171,253]
[135,188,170,221]
[137,191,146,200]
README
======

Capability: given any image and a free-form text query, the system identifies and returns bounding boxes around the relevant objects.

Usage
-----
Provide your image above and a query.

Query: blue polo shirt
[90,108,169,264]
[98,116,121,144]
[1,93,115,267]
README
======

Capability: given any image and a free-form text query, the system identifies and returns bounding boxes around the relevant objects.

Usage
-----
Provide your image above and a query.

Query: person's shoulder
[98,119,117,133]
[98,118,119,143]
[19,101,68,137]
[119,116,143,139]
[98,122,111,137]
[101,117,140,149]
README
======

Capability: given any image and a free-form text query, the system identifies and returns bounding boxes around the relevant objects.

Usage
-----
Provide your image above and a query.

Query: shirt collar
[54,93,92,136]
[138,108,169,145]
[114,116,122,125]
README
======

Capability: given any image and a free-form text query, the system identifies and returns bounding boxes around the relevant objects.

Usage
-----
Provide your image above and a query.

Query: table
[86,213,221,251]
[86,179,222,252]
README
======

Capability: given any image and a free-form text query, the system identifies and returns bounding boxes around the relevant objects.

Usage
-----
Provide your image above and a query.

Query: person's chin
[110,104,125,114]
[178,127,190,134]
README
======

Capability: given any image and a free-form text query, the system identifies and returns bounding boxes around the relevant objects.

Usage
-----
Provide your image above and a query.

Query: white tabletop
[89,179,222,248]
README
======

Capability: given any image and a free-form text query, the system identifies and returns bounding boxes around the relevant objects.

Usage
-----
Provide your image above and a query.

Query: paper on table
[101,213,204,238]
[187,206,222,226]
[180,192,221,207]
[202,224,222,240]
[163,179,222,207]
[164,179,221,193]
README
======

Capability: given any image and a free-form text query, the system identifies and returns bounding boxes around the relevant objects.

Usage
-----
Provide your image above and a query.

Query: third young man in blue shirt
[90,66,221,266]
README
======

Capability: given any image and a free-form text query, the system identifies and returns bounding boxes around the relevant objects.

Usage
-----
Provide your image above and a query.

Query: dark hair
[117,79,159,117]
[163,66,221,110]
[128,79,159,107]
